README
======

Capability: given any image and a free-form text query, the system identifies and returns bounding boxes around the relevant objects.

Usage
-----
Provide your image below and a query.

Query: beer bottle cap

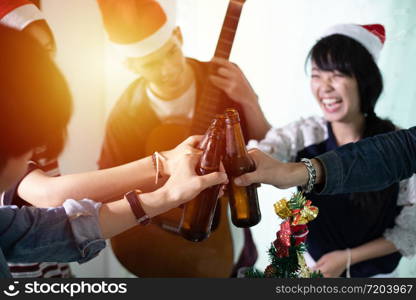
[224,108,240,124]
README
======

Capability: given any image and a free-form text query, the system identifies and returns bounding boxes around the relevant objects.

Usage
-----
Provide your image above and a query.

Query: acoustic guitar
[111,0,247,277]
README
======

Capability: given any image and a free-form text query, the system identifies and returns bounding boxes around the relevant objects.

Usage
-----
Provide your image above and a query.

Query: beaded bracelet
[346,248,351,278]
[151,152,165,184]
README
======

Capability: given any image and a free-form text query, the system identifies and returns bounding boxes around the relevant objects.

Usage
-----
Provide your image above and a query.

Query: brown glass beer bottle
[180,128,225,242]
[224,108,261,227]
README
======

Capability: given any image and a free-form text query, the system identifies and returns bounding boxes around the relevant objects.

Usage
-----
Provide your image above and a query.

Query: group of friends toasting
[0,0,414,279]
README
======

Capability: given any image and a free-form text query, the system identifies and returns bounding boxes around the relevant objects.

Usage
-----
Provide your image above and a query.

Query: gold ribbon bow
[274,198,292,219]
[291,200,318,225]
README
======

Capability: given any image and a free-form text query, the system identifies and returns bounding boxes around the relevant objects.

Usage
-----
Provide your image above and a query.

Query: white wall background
[41,0,131,277]
[41,0,416,277]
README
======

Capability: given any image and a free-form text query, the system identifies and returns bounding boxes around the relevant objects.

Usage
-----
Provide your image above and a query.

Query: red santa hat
[0,0,44,31]
[321,23,385,61]
[97,0,177,58]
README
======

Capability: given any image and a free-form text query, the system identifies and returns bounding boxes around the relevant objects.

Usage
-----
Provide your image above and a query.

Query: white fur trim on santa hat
[322,24,383,61]
[0,4,44,31]
[111,0,177,58]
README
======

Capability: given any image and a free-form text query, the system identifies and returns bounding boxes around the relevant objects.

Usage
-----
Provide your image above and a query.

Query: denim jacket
[0,198,106,278]
[317,126,416,194]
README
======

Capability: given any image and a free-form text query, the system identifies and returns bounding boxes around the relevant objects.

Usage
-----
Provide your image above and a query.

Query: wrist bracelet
[125,189,150,225]
[300,158,316,194]
[151,152,165,184]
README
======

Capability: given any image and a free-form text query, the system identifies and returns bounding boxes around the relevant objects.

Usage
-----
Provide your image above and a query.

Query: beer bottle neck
[200,132,224,172]
[225,122,248,157]
[199,115,226,150]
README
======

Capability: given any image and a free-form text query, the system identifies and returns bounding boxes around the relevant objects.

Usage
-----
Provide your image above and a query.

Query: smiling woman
[307,30,388,144]
[248,23,416,278]
[310,64,362,129]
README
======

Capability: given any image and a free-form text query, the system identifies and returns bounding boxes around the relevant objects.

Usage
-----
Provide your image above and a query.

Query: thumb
[234,171,259,186]
[183,135,203,148]
[199,171,228,189]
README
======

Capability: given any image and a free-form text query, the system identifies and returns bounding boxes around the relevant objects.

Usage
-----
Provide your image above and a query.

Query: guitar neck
[214,0,244,60]
[191,0,245,135]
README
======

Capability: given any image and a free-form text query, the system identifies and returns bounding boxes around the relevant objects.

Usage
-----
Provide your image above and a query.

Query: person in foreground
[235,126,416,195]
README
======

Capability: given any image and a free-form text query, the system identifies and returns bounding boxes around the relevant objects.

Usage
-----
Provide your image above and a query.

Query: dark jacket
[317,126,416,194]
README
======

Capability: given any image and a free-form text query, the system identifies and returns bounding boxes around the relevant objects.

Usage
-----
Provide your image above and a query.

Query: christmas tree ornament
[274,198,292,219]
[246,192,322,278]
[292,200,319,225]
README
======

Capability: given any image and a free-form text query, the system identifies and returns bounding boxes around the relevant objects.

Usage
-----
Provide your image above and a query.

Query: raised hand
[209,57,258,107]
[209,57,271,140]
[234,148,324,190]
[233,148,302,189]
[160,151,227,212]
[161,135,204,176]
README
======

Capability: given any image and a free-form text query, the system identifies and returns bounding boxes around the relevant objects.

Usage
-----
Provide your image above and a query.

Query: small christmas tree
[246,192,322,278]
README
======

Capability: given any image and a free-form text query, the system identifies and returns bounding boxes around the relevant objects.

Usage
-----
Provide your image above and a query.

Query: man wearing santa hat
[96,0,271,277]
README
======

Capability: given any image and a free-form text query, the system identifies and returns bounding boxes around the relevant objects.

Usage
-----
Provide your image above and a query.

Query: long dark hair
[0,26,72,170]
[307,34,399,222]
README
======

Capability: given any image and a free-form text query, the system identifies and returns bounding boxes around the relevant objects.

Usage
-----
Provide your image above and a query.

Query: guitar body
[145,117,191,155]
[110,0,247,278]
[111,197,233,277]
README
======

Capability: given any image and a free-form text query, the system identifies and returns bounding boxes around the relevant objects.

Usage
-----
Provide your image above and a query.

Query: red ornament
[274,238,290,258]
[273,220,292,258]
[292,224,309,246]
[278,220,291,246]
[273,221,310,257]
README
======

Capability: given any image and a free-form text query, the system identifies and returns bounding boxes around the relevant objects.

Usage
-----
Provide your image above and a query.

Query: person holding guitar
[96,0,270,277]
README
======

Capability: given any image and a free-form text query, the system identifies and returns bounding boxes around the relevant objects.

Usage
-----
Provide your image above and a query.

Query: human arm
[17,136,203,207]
[233,148,324,189]
[98,151,227,238]
[209,57,271,140]
[1,150,227,264]
[17,158,156,207]
[316,127,416,194]
[314,238,397,278]
[235,127,416,194]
